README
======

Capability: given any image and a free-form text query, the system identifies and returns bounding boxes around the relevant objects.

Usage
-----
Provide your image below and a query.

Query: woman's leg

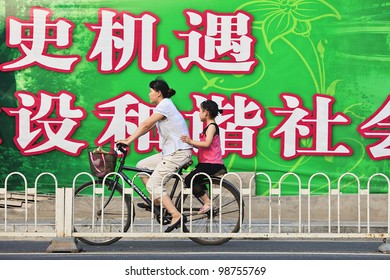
[136,153,162,192]
[161,195,181,221]
[146,149,192,225]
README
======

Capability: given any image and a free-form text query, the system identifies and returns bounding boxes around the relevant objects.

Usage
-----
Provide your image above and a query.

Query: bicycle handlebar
[116,142,128,156]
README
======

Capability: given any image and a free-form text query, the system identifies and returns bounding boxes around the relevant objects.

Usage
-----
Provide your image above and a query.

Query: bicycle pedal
[137,202,151,211]
[163,215,172,225]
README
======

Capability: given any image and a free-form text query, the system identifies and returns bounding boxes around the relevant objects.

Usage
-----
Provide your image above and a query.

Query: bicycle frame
[108,144,187,218]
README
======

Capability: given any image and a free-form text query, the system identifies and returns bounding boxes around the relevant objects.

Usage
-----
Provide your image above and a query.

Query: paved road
[0,238,390,260]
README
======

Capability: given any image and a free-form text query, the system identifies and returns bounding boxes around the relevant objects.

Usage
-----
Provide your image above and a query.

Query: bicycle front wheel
[176,177,243,245]
[73,179,134,246]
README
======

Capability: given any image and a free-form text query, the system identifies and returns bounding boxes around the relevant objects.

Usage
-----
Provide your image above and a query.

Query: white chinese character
[94,93,160,153]
[184,93,265,157]
[0,108,2,144]
[0,7,80,72]
[270,94,352,159]
[2,91,87,155]
[175,10,257,73]
[358,95,390,160]
[86,9,170,73]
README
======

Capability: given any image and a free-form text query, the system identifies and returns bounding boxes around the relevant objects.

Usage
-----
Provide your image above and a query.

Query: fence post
[379,238,390,254]
[47,187,81,253]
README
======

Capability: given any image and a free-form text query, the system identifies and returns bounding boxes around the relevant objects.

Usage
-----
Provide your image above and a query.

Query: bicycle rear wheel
[176,177,243,245]
[73,179,134,246]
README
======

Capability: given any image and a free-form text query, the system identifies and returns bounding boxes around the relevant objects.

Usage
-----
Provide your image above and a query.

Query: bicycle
[73,144,244,246]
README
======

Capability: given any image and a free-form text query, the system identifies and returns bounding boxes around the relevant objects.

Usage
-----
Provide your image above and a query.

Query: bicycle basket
[88,146,117,177]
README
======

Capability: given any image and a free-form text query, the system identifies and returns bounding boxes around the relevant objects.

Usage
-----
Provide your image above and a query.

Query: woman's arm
[117,112,163,146]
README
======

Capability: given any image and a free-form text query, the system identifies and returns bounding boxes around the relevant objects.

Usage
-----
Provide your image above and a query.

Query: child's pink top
[197,123,223,164]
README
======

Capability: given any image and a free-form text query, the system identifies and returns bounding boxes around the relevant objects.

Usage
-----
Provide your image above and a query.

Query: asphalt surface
[1,238,390,260]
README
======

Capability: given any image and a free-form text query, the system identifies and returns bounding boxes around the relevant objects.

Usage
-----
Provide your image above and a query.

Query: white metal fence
[1,171,390,250]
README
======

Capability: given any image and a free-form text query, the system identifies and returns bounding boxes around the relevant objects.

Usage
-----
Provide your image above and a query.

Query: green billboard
[1,0,389,195]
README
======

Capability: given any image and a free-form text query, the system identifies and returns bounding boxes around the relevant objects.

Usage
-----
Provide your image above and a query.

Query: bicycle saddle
[182,160,193,170]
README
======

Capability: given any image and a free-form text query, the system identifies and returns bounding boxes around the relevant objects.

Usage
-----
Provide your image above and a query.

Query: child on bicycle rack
[116,77,193,233]
[180,100,227,214]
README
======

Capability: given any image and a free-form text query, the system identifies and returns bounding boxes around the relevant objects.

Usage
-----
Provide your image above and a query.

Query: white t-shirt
[154,98,192,155]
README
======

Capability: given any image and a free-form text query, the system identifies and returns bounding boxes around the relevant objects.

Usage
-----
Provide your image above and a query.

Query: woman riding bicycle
[116,77,192,233]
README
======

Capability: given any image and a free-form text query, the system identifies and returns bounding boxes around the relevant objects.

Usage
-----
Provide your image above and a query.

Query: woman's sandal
[165,215,187,233]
